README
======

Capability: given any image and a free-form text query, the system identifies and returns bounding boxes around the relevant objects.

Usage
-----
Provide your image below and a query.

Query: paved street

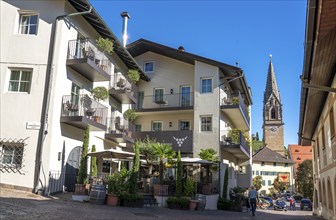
[0,189,322,220]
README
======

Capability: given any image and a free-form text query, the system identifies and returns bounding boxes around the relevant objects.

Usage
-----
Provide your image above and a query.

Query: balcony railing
[105,116,134,143]
[60,95,108,130]
[66,39,111,81]
[220,130,250,160]
[220,91,250,130]
[109,75,137,104]
[135,93,194,110]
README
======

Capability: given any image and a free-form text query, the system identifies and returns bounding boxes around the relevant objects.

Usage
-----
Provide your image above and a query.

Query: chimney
[120,12,130,47]
[178,46,185,51]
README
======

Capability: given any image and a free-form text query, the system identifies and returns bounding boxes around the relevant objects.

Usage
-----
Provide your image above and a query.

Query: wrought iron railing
[67,39,112,74]
[61,94,108,126]
[106,116,130,134]
[110,74,138,100]
[135,92,194,109]
[0,138,26,174]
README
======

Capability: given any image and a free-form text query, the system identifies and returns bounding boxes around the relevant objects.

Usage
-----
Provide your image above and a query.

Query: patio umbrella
[173,157,215,165]
[87,148,139,160]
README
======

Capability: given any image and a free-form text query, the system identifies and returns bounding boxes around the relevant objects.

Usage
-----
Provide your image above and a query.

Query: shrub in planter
[120,193,144,207]
[217,198,234,210]
[127,69,140,84]
[167,196,189,210]
[123,109,137,122]
[96,37,113,55]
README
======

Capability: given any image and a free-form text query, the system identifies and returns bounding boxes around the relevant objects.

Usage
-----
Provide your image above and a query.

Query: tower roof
[264,56,281,102]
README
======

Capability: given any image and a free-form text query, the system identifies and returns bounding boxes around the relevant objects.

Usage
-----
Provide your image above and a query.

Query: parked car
[274,199,287,211]
[300,198,312,211]
[260,196,273,206]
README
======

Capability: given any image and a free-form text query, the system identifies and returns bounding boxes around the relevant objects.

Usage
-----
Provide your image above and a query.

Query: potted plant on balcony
[91,86,109,123]
[127,69,140,84]
[96,37,113,55]
[123,109,137,123]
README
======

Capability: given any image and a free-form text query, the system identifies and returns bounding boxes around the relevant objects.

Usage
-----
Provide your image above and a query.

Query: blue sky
[90,0,307,147]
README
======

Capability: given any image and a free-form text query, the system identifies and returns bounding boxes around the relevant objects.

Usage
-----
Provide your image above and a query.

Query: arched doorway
[64,146,81,192]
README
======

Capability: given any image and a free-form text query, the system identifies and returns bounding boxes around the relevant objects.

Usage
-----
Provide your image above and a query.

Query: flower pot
[189,199,198,210]
[106,194,119,206]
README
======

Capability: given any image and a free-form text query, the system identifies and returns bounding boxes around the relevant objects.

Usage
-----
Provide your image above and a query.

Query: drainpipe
[33,6,92,194]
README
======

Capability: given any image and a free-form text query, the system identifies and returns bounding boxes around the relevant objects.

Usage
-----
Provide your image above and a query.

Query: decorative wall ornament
[173,136,188,147]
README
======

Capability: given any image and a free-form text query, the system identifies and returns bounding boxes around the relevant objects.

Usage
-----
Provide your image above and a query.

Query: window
[262,180,265,186]
[261,162,265,166]
[252,170,255,175]
[152,121,162,131]
[268,180,272,186]
[153,88,165,104]
[0,143,24,168]
[134,124,142,132]
[102,160,111,173]
[285,163,288,167]
[322,126,326,150]
[256,171,259,175]
[200,116,212,131]
[179,121,190,130]
[271,108,276,119]
[19,13,38,35]
[144,61,154,73]
[316,137,320,157]
[201,78,212,93]
[273,162,277,167]
[180,86,191,107]
[330,107,335,138]
[8,69,32,93]
[239,166,246,174]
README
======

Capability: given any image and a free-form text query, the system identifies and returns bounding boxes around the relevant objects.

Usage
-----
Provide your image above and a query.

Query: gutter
[33,5,92,194]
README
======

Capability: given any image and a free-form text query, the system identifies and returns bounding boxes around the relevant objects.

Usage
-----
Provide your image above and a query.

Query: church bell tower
[263,55,285,156]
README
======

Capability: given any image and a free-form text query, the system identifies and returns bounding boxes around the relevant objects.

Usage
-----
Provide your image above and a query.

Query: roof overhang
[298,0,336,145]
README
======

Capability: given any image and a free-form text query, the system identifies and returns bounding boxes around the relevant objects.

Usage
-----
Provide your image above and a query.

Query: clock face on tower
[270,126,277,132]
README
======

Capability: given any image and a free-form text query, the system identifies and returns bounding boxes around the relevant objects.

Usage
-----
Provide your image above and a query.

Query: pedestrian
[290,197,295,210]
[248,186,259,216]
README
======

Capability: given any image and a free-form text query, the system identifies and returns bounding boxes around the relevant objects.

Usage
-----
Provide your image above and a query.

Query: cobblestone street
[0,189,322,220]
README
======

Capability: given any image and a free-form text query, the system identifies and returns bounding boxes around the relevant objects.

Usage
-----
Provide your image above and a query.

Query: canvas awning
[87,149,139,160]
[173,157,215,165]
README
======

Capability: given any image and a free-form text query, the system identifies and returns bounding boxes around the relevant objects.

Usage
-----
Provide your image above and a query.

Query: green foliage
[123,109,137,122]
[107,167,131,196]
[120,193,143,201]
[91,86,109,102]
[252,175,263,191]
[152,143,175,184]
[296,160,313,200]
[176,150,183,197]
[90,145,97,177]
[127,69,140,84]
[222,166,229,199]
[167,196,189,209]
[184,176,197,198]
[273,176,288,193]
[96,37,113,54]
[252,140,264,154]
[129,142,140,194]
[198,148,219,171]
[217,198,234,210]
[77,125,89,184]
[231,96,239,105]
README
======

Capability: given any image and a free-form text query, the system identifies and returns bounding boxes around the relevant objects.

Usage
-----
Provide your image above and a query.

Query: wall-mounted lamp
[170,89,173,94]
[169,122,172,127]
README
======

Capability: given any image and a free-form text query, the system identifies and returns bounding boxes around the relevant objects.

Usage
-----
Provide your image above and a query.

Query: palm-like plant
[198,148,219,171]
[137,136,157,175]
[152,142,175,184]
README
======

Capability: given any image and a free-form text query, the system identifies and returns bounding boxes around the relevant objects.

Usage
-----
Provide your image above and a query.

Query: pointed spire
[264,55,280,102]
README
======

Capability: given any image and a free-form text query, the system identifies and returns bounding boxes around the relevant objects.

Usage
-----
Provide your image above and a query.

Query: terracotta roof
[252,147,294,164]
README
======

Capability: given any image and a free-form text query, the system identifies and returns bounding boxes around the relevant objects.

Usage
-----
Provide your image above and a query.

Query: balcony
[105,117,134,144]
[132,130,193,153]
[109,77,137,104]
[220,92,250,130]
[66,39,111,82]
[220,130,250,161]
[60,95,108,131]
[135,93,194,113]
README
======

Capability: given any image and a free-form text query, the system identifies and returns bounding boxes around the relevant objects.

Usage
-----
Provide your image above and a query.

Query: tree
[137,136,157,176]
[252,175,263,191]
[152,142,175,184]
[222,166,229,199]
[256,132,259,141]
[78,125,89,184]
[176,150,182,197]
[273,176,288,193]
[198,148,219,170]
[296,160,313,200]
[129,141,140,194]
[90,145,97,177]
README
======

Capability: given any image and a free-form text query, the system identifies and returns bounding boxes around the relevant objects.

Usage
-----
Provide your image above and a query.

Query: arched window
[271,108,277,119]
[327,178,333,210]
